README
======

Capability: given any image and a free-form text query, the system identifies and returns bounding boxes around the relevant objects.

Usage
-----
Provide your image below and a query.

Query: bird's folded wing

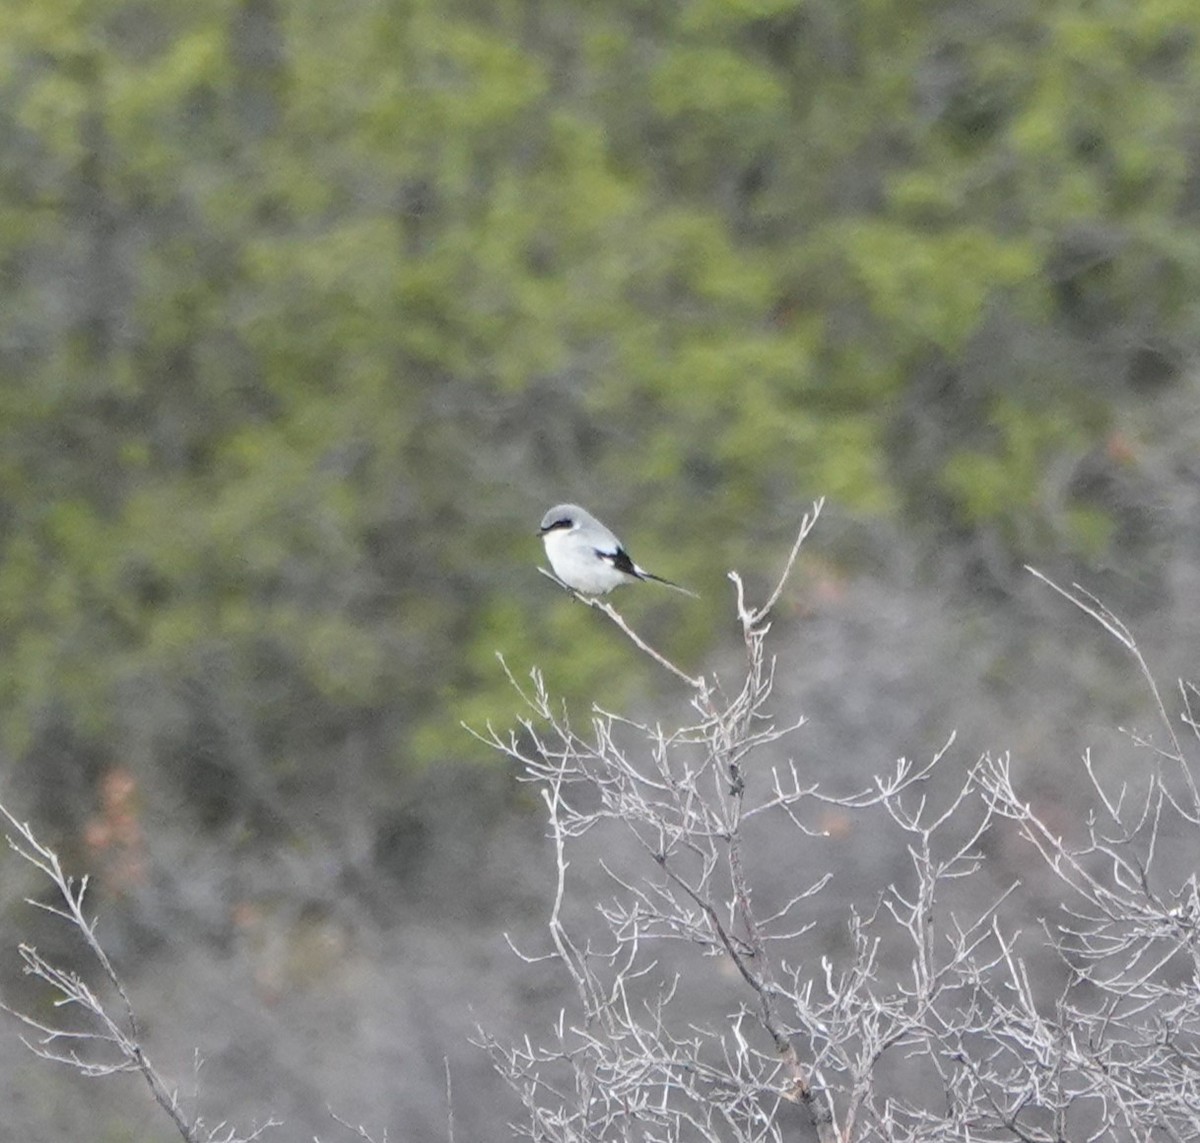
[597,548,640,578]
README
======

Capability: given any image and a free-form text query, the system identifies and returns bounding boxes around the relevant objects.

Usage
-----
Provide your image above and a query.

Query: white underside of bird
[538,503,698,598]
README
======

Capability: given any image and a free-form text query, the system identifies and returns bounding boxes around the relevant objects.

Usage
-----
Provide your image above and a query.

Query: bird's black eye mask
[539,517,573,535]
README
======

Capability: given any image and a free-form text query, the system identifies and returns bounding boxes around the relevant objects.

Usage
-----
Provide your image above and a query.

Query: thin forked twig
[738,497,825,630]
[1026,566,1199,807]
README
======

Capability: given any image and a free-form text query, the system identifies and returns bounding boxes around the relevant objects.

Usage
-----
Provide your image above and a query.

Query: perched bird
[538,504,698,598]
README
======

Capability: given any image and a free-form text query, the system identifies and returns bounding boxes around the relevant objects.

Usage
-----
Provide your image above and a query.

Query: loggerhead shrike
[538,504,698,598]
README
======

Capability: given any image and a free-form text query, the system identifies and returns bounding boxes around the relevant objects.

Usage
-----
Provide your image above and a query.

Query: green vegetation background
[4,0,1200,1136]
[7,4,1200,1138]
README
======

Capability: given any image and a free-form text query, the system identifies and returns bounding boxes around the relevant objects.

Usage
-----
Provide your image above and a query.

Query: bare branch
[0,802,277,1143]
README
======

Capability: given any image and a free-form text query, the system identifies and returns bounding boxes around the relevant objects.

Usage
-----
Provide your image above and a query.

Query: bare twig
[537,565,706,690]
[0,803,279,1143]
[323,1108,388,1143]
[1025,565,1198,807]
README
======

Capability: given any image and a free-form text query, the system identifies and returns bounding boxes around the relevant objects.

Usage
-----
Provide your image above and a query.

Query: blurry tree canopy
[1,0,1199,849]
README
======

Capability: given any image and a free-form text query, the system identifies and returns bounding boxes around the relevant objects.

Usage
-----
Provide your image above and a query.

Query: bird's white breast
[543,528,626,594]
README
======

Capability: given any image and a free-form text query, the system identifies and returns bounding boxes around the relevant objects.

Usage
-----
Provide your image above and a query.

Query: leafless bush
[476,504,1200,1142]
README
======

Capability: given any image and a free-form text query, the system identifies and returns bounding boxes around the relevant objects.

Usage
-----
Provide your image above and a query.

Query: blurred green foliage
[1,0,1198,837]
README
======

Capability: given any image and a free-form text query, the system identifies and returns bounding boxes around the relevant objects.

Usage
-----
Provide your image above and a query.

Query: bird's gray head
[538,504,585,536]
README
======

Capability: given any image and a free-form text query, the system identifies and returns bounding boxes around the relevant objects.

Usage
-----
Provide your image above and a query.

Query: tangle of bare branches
[5,506,1200,1143]
[477,516,1200,1143]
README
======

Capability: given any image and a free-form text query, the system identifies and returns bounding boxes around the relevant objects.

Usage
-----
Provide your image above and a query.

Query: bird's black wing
[596,547,643,579]
[598,546,699,597]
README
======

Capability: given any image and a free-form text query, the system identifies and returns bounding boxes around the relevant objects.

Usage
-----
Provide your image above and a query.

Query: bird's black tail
[639,570,700,599]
